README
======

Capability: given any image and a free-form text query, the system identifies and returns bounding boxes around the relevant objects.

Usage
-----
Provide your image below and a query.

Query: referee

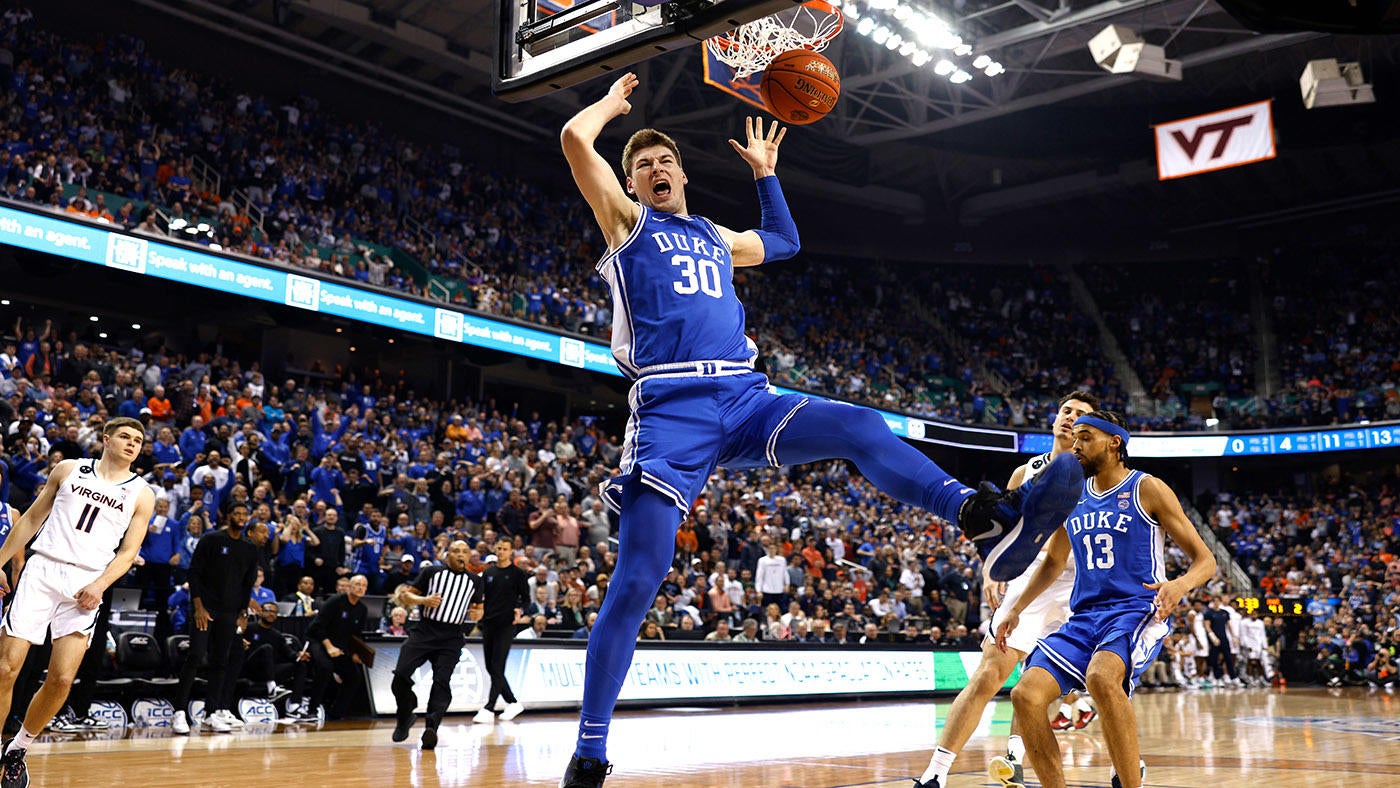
[391,540,483,750]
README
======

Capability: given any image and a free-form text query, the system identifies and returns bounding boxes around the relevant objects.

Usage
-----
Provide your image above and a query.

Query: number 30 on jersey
[671,254,723,298]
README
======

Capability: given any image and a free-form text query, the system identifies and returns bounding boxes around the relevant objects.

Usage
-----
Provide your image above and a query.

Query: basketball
[760,49,840,125]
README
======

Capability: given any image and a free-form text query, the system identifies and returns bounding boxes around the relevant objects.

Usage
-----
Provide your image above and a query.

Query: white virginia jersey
[1008,452,1077,588]
[34,461,148,571]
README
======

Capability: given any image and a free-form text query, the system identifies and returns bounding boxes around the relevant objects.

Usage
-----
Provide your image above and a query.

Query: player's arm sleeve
[751,175,799,262]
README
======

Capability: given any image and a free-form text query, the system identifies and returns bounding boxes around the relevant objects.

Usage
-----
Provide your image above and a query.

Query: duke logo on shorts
[3,462,147,645]
[1026,469,1170,696]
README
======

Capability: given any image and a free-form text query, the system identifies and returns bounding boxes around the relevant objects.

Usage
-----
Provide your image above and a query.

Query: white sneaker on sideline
[500,702,524,722]
[472,708,496,725]
[172,711,191,735]
[215,709,246,729]
[205,713,232,733]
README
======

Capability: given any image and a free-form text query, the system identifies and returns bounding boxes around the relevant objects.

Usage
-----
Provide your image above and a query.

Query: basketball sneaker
[500,701,525,721]
[1110,759,1146,788]
[204,712,232,733]
[963,452,1083,582]
[1,743,28,788]
[473,708,496,725]
[1072,707,1098,729]
[420,725,438,751]
[1050,710,1074,730]
[910,778,942,788]
[988,754,1026,788]
[172,711,191,735]
[559,755,612,788]
[46,709,81,733]
[392,709,416,743]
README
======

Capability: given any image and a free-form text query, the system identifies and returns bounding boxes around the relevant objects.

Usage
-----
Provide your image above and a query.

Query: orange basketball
[759,49,840,126]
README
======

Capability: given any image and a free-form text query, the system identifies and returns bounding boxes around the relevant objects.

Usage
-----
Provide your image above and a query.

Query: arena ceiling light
[1087,24,1181,82]
[1300,59,1375,108]
[837,0,1002,82]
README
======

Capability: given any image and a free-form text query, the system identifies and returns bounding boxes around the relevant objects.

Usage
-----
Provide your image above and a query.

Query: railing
[1182,501,1254,594]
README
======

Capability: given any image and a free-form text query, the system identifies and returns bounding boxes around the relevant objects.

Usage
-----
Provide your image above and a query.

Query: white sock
[1007,734,1025,762]
[920,746,957,784]
[1074,697,1093,713]
[8,727,37,753]
[1058,702,1073,718]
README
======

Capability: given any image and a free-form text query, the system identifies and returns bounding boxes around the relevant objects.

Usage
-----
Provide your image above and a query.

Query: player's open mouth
[652,180,671,198]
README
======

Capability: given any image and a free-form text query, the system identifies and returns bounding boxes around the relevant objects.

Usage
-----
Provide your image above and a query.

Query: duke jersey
[1065,469,1164,612]
[598,206,757,379]
[35,461,148,572]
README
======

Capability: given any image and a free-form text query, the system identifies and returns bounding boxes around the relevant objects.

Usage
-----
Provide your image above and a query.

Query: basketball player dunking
[556,72,1083,787]
[996,412,1216,788]
[913,391,1100,788]
[0,417,155,788]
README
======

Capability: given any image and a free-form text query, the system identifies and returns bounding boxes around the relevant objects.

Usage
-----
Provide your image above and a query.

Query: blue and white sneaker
[963,452,1084,582]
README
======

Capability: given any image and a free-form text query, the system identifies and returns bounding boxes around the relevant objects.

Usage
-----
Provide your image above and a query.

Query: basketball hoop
[706,0,843,79]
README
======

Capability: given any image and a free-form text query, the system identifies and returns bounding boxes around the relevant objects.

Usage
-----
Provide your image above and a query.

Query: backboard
[494,0,803,101]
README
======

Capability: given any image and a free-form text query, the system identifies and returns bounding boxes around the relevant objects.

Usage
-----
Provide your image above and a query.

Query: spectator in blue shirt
[179,414,208,460]
[310,453,345,508]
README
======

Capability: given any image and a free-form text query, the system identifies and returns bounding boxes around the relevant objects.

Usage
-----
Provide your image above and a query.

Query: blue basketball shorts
[1025,602,1170,697]
[600,366,809,515]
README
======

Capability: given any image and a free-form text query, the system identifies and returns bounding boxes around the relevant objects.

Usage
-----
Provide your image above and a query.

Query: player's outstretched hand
[728,116,786,178]
[75,582,104,611]
[1144,578,1185,621]
[609,72,639,115]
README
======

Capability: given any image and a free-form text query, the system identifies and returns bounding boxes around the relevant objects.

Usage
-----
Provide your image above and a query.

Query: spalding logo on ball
[760,50,841,126]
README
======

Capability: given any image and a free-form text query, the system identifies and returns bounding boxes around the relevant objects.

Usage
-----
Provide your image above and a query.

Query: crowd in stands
[1203,480,1400,686]
[1,9,1396,446]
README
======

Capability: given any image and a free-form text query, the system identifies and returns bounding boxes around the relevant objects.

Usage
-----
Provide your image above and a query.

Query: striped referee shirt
[409,565,485,626]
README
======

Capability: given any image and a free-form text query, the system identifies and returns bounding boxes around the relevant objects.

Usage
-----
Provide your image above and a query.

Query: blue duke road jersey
[598,206,757,379]
[1065,469,1165,613]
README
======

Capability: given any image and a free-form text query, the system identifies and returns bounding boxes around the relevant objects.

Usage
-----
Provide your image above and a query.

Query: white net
[706,1,842,79]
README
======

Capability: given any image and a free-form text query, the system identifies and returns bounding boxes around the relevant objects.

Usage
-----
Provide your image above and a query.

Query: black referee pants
[481,617,518,708]
[391,621,466,728]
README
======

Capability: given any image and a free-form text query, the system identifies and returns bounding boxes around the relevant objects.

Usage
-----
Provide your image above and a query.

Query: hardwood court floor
[23,687,1400,787]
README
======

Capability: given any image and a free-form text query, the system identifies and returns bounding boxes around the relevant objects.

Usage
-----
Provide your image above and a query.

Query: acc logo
[105,234,148,274]
[448,648,487,707]
[187,699,207,724]
[906,419,925,441]
[237,698,277,724]
[132,698,175,727]
[89,700,129,730]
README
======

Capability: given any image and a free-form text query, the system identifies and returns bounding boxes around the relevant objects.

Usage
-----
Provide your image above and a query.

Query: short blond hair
[621,128,681,177]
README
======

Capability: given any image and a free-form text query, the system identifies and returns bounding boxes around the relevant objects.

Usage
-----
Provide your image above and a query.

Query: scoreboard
[1217,425,1399,455]
[1232,595,1307,617]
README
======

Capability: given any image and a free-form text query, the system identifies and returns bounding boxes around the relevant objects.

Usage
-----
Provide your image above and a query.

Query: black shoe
[964,452,1084,582]
[1110,759,1146,788]
[559,755,612,788]
[1,743,28,788]
[392,709,416,743]
[420,726,437,751]
[911,779,942,788]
